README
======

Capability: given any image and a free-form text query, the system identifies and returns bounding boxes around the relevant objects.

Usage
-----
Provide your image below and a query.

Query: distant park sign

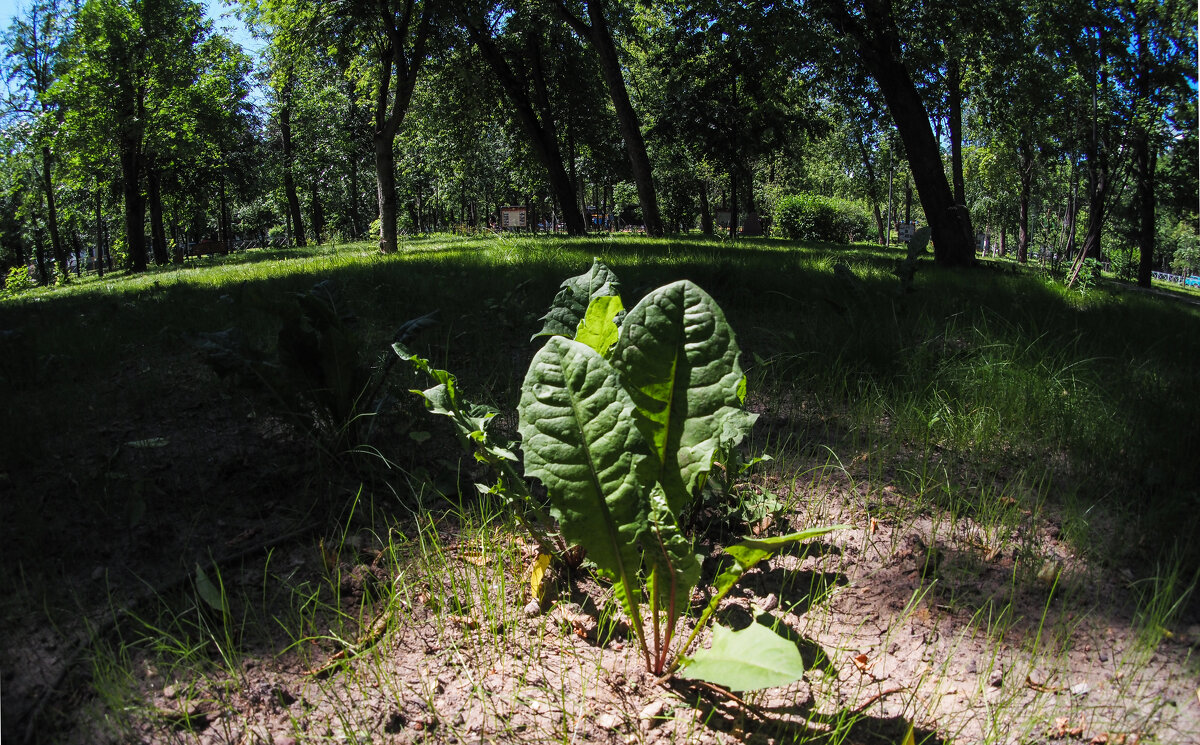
[501,206,527,230]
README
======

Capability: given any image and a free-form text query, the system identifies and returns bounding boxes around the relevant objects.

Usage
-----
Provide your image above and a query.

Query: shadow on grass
[2,233,1199,742]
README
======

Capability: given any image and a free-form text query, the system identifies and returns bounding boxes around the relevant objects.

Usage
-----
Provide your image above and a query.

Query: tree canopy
[0,0,1194,281]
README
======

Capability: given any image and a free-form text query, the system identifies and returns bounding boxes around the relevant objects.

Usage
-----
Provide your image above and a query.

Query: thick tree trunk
[819,0,974,267]
[120,141,147,273]
[376,132,399,251]
[280,104,306,247]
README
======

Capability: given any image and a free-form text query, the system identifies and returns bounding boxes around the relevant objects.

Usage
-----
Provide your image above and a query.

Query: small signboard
[501,206,527,230]
[715,209,732,229]
[897,222,917,242]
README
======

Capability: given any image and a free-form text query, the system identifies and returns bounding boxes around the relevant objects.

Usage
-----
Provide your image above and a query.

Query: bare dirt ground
[2,346,1198,745]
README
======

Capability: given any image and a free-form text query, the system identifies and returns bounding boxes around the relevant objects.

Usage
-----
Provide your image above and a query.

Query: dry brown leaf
[1026,674,1067,693]
[448,614,478,629]
[852,653,871,672]
[1048,715,1087,739]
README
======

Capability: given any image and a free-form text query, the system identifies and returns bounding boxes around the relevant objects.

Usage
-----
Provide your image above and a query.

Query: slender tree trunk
[729,168,738,241]
[818,0,974,266]
[40,146,69,283]
[699,182,713,235]
[856,135,885,244]
[1017,141,1033,263]
[1079,37,1109,263]
[280,103,306,247]
[70,229,83,276]
[1134,19,1156,288]
[94,187,104,278]
[555,0,664,236]
[311,182,325,245]
[348,154,362,238]
[1135,143,1156,288]
[147,161,168,265]
[32,214,49,285]
[947,57,966,206]
[1064,166,1080,259]
[465,20,586,235]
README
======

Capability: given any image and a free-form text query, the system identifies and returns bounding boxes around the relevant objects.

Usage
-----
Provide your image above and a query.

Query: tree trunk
[375,127,399,251]
[70,229,83,276]
[94,187,104,279]
[562,0,663,236]
[729,168,738,241]
[32,214,49,285]
[280,103,306,247]
[41,145,69,283]
[1135,142,1155,288]
[818,0,974,267]
[147,161,168,265]
[699,182,713,235]
[856,135,885,244]
[120,140,147,273]
[465,19,586,235]
[947,57,966,206]
[1017,141,1033,264]
[311,181,325,245]
[1133,19,1155,288]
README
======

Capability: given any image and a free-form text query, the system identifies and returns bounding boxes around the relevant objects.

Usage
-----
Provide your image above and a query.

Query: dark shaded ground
[2,239,1199,744]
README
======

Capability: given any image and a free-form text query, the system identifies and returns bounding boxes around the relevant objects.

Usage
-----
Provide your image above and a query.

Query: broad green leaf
[643,485,702,611]
[194,564,227,616]
[533,259,622,340]
[685,525,847,657]
[518,336,652,620]
[680,622,805,691]
[714,525,848,598]
[611,280,757,514]
[574,295,624,357]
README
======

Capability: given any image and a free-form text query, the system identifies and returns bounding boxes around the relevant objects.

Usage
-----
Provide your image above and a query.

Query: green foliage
[518,260,844,685]
[679,621,806,692]
[774,193,872,243]
[1107,248,1137,281]
[1,265,35,297]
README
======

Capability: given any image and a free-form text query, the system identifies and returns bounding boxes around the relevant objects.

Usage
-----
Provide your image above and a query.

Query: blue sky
[0,0,261,55]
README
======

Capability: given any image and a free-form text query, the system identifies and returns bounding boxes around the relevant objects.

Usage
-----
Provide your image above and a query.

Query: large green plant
[399,261,843,691]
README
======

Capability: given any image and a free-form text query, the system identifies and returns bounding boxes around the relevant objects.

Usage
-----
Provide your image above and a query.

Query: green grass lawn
[2,232,1198,743]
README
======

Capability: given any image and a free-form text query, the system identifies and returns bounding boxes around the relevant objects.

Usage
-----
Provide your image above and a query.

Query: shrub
[1,265,34,297]
[774,193,873,243]
[1108,247,1137,281]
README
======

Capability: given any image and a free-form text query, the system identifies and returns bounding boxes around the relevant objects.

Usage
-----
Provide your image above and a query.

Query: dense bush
[1107,247,1137,281]
[774,193,873,243]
